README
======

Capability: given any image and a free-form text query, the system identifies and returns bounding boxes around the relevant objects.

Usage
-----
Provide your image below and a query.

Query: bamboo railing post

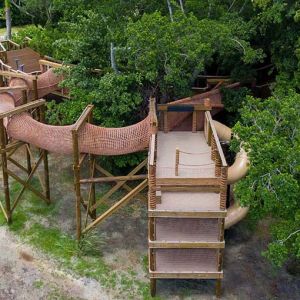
[39,104,50,203]
[0,74,4,87]
[33,76,38,100]
[216,166,227,297]
[32,76,39,121]
[175,147,180,176]
[163,111,168,133]
[22,89,32,176]
[0,119,11,223]
[72,129,82,240]
[150,277,156,297]
[149,164,156,210]
[215,152,222,177]
[220,167,228,210]
[211,135,216,161]
[192,110,197,133]
[88,112,96,220]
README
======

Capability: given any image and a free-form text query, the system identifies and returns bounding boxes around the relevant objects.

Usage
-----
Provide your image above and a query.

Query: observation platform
[148,107,227,297]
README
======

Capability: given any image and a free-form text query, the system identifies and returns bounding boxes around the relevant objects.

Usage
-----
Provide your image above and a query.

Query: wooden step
[158,191,221,210]
[149,191,226,218]
[149,218,224,248]
[149,249,222,279]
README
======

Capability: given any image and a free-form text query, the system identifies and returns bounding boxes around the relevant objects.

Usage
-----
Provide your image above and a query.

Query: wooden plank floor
[156,131,215,178]
[6,48,41,73]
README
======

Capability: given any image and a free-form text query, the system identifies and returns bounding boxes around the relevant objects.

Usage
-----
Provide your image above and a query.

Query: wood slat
[205,111,227,167]
[157,177,221,186]
[148,210,227,218]
[148,241,225,249]
[149,272,223,279]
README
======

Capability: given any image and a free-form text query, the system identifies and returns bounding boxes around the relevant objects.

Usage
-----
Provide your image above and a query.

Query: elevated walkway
[148,103,227,298]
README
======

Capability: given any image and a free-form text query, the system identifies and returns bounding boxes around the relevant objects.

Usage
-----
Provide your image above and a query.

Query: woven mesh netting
[1,69,151,155]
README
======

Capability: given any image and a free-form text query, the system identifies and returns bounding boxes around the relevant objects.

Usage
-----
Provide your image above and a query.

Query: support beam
[83,179,148,234]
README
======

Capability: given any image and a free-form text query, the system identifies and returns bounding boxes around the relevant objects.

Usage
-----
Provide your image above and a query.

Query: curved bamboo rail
[213,120,250,229]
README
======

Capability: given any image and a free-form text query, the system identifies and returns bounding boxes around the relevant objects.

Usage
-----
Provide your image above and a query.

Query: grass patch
[0,179,159,300]
[33,279,44,289]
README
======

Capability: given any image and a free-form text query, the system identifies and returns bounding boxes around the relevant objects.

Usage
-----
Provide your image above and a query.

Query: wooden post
[0,74,4,87]
[220,167,228,210]
[33,76,38,100]
[149,165,156,210]
[192,110,197,133]
[215,152,221,177]
[88,112,96,219]
[163,111,168,133]
[216,279,222,298]
[150,278,156,297]
[211,135,216,161]
[0,119,11,223]
[32,77,39,121]
[72,129,82,240]
[22,90,32,176]
[39,104,50,203]
[175,148,180,176]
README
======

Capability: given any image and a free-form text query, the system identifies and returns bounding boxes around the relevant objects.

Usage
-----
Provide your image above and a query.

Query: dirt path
[0,227,111,300]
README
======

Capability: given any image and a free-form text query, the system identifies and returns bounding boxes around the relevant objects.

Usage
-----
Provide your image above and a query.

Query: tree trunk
[110,43,118,73]
[5,0,12,40]
[166,0,174,22]
[179,0,185,14]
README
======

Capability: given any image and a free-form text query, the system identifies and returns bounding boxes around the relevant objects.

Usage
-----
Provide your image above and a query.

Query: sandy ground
[0,227,112,300]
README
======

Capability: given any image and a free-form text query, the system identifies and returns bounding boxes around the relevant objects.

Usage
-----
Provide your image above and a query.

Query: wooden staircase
[148,105,227,298]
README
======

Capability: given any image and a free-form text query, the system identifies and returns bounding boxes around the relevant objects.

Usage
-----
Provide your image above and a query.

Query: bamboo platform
[148,106,227,298]
[6,48,41,73]
[156,132,215,178]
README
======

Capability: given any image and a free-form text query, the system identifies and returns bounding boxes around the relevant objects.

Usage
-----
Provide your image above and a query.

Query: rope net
[1,69,152,155]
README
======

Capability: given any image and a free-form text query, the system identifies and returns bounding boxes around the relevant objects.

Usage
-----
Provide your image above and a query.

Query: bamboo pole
[39,104,50,203]
[83,179,148,234]
[0,118,11,223]
[11,154,44,212]
[22,90,32,176]
[215,152,222,177]
[163,111,168,133]
[72,129,82,240]
[92,159,148,208]
[88,107,96,219]
[80,174,147,184]
[220,167,228,210]
[148,165,156,210]
[192,110,197,132]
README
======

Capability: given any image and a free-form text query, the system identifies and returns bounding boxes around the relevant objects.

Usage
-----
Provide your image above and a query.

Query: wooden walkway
[6,48,41,73]
[148,109,227,297]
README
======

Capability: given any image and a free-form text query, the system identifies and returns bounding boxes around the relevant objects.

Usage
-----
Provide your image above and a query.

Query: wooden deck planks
[6,48,41,73]
[156,131,215,178]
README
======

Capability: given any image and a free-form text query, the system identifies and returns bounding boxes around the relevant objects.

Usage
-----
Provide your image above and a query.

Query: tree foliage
[232,90,300,266]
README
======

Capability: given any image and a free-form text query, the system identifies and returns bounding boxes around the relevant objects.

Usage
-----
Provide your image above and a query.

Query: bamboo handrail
[0,70,35,80]
[0,99,46,119]
[0,86,27,92]
[80,174,147,184]
[73,105,94,131]
[149,134,156,166]
[205,111,227,167]
[39,59,63,69]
